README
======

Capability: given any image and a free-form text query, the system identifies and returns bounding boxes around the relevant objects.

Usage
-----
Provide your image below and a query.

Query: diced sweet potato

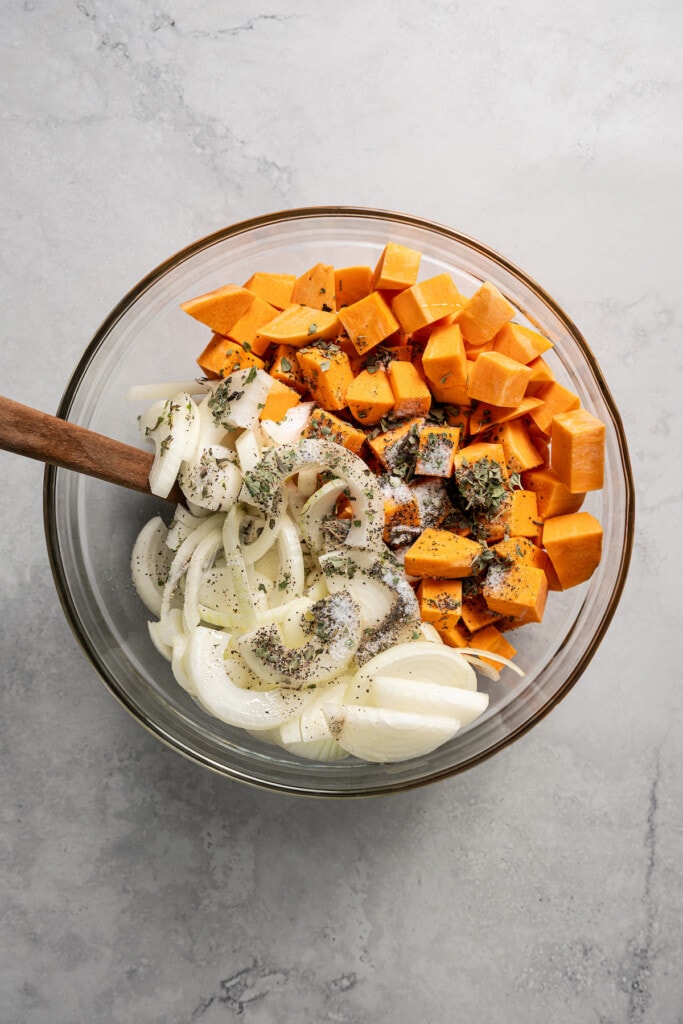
[455,282,516,346]
[368,418,423,472]
[468,396,543,436]
[242,272,295,310]
[296,347,354,411]
[337,292,399,355]
[258,380,301,423]
[415,424,460,477]
[228,295,279,355]
[256,306,340,346]
[542,512,603,589]
[391,273,465,334]
[302,408,366,454]
[346,368,395,425]
[467,351,533,407]
[404,528,483,578]
[181,284,255,336]
[482,563,548,622]
[525,356,555,395]
[550,408,606,493]
[468,624,517,668]
[387,361,432,418]
[291,262,337,311]
[334,265,373,308]
[460,593,501,632]
[417,578,463,629]
[197,334,265,378]
[521,465,585,519]
[422,324,467,389]
[493,322,553,363]
[268,344,308,393]
[372,242,422,290]
[527,381,581,435]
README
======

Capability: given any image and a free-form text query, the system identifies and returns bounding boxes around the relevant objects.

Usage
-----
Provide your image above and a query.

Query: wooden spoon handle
[0,395,182,504]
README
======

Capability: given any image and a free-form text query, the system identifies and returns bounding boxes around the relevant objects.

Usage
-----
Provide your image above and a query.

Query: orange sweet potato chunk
[482,563,548,623]
[269,344,308,393]
[422,324,467,388]
[337,292,399,355]
[404,528,483,578]
[197,334,265,378]
[527,381,581,435]
[415,424,460,477]
[469,623,517,667]
[467,351,532,407]
[256,306,340,347]
[296,347,354,411]
[387,361,432,418]
[242,272,295,310]
[455,282,516,346]
[493,322,553,363]
[334,266,373,308]
[291,263,336,311]
[521,465,585,519]
[550,408,606,493]
[371,242,421,290]
[302,408,366,454]
[542,512,603,589]
[346,368,395,425]
[391,274,465,334]
[417,578,463,629]
[181,284,255,336]
[468,396,543,436]
[228,295,279,355]
[258,380,301,422]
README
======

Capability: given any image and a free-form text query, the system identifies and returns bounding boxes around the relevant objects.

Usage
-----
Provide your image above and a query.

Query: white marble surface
[1,2,682,1021]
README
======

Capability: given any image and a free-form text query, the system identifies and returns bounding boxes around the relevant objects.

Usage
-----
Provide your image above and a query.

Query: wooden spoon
[0,395,183,504]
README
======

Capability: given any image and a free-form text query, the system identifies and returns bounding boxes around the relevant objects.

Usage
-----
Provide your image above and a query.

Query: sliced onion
[186,627,315,730]
[234,592,362,688]
[371,675,488,726]
[347,642,478,705]
[179,445,242,512]
[270,515,305,606]
[166,504,211,552]
[324,704,462,763]
[222,505,257,628]
[460,647,526,678]
[183,527,224,631]
[235,427,262,476]
[160,513,224,620]
[205,368,274,430]
[131,516,172,616]
[239,439,384,550]
[300,480,349,551]
[139,393,200,498]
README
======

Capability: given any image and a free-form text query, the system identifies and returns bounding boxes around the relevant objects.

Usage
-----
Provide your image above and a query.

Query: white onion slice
[179,445,242,512]
[131,516,172,616]
[300,480,349,551]
[235,427,262,476]
[126,380,212,402]
[183,527,224,631]
[187,627,315,730]
[371,675,488,726]
[205,368,274,430]
[324,704,462,763]
[160,513,224,620]
[139,393,200,498]
[166,504,210,552]
[347,642,478,705]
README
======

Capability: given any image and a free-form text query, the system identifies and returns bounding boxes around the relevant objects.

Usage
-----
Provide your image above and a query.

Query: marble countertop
[2,2,681,1022]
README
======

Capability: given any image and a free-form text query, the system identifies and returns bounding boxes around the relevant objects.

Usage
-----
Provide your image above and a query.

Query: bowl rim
[43,205,635,796]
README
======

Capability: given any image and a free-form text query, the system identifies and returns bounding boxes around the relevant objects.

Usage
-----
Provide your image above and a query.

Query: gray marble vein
[1,1,682,1022]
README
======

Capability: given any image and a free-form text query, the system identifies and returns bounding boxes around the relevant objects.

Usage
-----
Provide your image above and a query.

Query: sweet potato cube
[542,512,603,589]
[422,323,467,388]
[302,408,366,455]
[346,368,395,425]
[371,242,421,291]
[493,322,553,363]
[269,344,307,393]
[428,370,472,406]
[258,380,301,423]
[506,489,541,538]
[242,272,295,310]
[296,347,354,411]
[256,306,340,347]
[337,292,399,355]
[455,281,516,346]
[445,404,471,437]
[521,465,585,519]
[415,425,460,477]
[527,381,581,435]
[493,536,561,592]
[525,356,555,395]
[291,262,336,311]
[417,579,463,630]
[468,396,543,435]
[404,528,483,578]
[367,418,423,472]
[391,273,464,334]
[382,483,422,546]
[197,334,265,378]
[334,265,373,308]
[387,361,432,418]
[496,417,545,473]
[467,351,532,407]
[437,619,470,648]
[482,563,548,623]
[228,295,280,355]
[468,624,517,668]
[410,478,454,530]
[453,441,507,477]
[460,593,501,632]
[551,408,606,493]
[181,284,255,336]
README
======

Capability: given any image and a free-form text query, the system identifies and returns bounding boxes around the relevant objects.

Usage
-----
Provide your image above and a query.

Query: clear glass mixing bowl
[44,207,634,796]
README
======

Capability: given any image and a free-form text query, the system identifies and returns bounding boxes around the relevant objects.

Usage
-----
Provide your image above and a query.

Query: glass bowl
[44,207,634,797]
